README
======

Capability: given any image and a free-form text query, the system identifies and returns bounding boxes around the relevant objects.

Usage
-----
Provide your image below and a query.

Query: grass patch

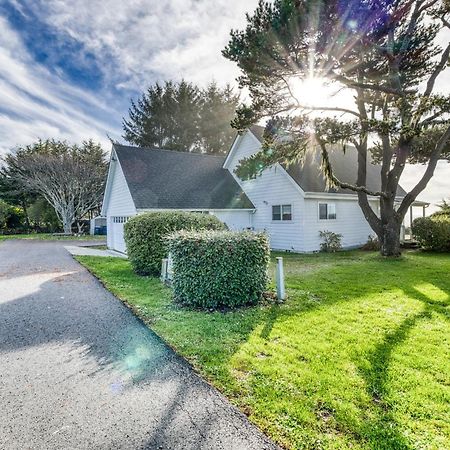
[76,251,450,449]
[0,233,105,241]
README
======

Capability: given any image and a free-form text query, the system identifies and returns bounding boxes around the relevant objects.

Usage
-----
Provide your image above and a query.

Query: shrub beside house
[124,211,226,275]
[412,215,450,252]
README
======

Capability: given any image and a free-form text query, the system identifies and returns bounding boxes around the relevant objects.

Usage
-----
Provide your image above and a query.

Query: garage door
[110,216,129,253]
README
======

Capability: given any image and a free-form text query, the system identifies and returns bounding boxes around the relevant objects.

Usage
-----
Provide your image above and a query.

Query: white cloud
[21,0,258,89]
[0,16,118,155]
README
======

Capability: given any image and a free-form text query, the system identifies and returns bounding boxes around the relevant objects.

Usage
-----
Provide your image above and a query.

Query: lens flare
[289,77,333,108]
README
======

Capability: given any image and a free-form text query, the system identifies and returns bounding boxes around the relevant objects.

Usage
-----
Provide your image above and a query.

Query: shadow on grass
[356,284,448,449]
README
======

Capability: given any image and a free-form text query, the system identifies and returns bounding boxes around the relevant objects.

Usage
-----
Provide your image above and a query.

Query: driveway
[0,240,277,450]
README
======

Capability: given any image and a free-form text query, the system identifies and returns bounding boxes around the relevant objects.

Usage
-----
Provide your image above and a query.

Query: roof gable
[112,144,254,210]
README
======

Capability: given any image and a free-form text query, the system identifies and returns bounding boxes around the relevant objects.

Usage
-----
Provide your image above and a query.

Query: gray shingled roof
[113,144,254,210]
[248,126,407,197]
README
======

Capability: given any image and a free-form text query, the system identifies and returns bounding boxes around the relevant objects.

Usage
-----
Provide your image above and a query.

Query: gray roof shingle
[248,126,407,197]
[113,144,254,210]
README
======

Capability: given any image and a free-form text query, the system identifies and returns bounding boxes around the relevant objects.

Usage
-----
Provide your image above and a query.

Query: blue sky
[0,0,258,153]
[0,0,448,212]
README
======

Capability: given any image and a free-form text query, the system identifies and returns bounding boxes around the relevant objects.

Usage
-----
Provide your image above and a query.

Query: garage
[109,216,129,254]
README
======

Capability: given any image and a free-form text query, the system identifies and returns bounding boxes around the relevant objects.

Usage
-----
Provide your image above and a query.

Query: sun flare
[289,76,334,108]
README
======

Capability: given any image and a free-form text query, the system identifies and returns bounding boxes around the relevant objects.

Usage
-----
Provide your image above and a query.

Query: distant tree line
[123,80,240,154]
[0,140,107,234]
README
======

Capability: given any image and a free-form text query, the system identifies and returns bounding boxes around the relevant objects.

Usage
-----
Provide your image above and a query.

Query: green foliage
[0,199,9,229]
[412,215,450,251]
[28,198,61,232]
[432,199,450,218]
[319,230,342,252]
[122,80,239,153]
[166,230,270,309]
[124,212,226,275]
[0,199,26,231]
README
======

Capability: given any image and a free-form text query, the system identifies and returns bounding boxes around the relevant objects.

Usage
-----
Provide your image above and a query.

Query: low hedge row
[412,215,450,252]
[124,212,226,275]
[166,230,270,309]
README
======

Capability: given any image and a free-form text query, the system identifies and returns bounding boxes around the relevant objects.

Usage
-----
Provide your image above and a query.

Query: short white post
[161,258,168,282]
[276,257,285,300]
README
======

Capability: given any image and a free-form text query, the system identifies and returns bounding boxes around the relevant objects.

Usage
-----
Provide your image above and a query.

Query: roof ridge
[113,143,226,159]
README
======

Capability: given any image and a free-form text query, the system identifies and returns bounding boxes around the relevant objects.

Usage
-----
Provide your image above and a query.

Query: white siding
[212,210,253,230]
[226,131,305,251]
[302,197,379,251]
[104,157,137,251]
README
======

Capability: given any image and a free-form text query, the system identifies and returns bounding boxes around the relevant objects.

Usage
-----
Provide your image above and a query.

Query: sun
[289,76,334,108]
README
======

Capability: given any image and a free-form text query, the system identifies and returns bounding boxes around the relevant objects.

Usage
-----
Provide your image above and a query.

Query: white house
[101,126,406,253]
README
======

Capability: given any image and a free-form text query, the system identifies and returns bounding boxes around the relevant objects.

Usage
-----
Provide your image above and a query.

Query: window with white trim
[112,216,130,224]
[318,203,336,220]
[272,204,292,221]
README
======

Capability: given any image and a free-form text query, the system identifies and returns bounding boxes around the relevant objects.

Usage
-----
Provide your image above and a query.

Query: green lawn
[0,233,105,241]
[76,251,450,450]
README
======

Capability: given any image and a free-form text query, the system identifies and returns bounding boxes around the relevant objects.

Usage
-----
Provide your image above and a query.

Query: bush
[124,211,226,275]
[166,230,270,309]
[412,216,450,252]
[319,230,342,252]
[361,235,380,251]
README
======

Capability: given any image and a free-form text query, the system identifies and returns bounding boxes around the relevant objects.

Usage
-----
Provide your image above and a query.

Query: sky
[0,0,448,216]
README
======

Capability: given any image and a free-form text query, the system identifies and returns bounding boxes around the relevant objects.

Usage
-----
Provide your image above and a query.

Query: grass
[76,250,450,449]
[0,233,105,241]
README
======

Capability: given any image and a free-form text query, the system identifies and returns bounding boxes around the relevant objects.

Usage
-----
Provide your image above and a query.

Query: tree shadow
[355,283,448,449]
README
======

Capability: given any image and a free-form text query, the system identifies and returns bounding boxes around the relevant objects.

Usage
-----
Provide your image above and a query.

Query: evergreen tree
[123,81,239,153]
[198,83,240,154]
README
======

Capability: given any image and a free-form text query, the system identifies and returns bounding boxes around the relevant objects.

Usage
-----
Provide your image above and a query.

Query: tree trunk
[62,216,72,234]
[380,220,401,257]
[21,200,31,230]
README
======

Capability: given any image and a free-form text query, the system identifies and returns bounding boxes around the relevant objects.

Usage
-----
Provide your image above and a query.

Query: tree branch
[397,125,450,217]
[317,138,388,198]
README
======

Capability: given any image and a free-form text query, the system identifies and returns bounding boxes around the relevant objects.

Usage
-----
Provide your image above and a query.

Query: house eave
[136,207,256,212]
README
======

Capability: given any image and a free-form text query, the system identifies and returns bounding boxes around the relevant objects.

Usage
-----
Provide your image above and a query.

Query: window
[112,216,130,224]
[272,204,292,221]
[319,203,336,220]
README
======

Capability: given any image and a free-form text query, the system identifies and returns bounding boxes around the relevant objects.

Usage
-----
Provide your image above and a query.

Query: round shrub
[412,216,450,252]
[124,212,226,275]
[166,230,270,309]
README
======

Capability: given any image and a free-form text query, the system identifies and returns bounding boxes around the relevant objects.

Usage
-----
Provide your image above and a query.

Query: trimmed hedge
[412,215,450,252]
[124,212,226,275]
[166,230,270,309]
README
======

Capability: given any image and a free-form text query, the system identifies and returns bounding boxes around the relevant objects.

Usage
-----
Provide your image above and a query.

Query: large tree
[223,0,450,256]
[123,80,239,153]
[1,140,107,233]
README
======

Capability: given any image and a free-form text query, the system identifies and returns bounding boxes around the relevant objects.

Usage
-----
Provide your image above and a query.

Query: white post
[276,257,285,300]
[161,258,168,282]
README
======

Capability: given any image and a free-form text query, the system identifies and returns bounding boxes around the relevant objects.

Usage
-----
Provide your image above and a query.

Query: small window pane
[328,204,336,219]
[319,203,327,220]
[272,205,281,220]
[282,204,292,221]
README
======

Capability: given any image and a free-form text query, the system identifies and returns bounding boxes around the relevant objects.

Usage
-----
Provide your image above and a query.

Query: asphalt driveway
[0,240,277,450]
